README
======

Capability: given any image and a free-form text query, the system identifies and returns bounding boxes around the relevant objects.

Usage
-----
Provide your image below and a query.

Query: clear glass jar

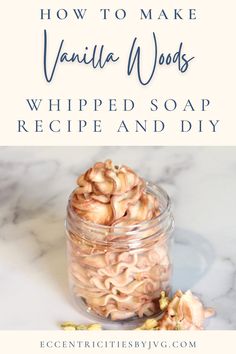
[65,182,174,326]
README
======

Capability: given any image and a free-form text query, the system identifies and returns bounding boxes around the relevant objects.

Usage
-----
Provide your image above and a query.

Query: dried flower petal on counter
[158,290,215,330]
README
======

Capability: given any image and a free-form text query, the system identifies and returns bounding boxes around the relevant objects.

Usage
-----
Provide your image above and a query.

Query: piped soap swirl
[67,160,172,321]
[71,159,160,226]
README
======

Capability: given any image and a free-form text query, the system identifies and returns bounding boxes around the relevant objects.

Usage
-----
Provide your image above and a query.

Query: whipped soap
[66,160,174,322]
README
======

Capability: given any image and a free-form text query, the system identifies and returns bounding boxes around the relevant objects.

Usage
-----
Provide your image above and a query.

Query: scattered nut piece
[75,325,88,330]
[134,318,158,330]
[61,322,102,331]
[87,323,102,330]
[61,322,77,330]
[62,326,76,331]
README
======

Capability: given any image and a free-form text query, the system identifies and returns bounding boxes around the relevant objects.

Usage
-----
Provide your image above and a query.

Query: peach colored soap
[66,160,174,321]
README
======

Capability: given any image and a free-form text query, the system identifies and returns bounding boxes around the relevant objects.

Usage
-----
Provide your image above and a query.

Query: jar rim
[67,181,171,231]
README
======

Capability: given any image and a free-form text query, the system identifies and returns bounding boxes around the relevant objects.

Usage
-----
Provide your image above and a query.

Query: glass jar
[65,182,174,325]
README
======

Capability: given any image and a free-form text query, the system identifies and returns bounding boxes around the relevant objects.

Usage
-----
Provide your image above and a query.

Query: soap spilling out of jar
[65,160,215,328]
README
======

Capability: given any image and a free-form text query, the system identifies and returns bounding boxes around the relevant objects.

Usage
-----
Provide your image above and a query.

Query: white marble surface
[0,147,236,330]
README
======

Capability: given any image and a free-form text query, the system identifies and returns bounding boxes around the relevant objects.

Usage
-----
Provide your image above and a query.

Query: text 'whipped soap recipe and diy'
[18,6,219,136]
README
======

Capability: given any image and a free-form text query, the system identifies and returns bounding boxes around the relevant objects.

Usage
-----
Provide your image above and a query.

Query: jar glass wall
[66,182,174,325]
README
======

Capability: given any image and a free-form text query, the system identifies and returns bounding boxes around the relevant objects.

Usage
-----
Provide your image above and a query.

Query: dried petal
[159,290,215,330]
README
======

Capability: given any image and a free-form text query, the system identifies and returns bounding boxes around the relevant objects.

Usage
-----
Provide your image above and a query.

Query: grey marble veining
[0,147,235,329]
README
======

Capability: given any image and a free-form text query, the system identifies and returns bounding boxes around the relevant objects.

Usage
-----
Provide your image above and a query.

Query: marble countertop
[0,146,235,330]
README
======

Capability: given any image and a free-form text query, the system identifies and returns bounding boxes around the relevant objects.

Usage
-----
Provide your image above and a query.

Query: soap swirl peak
[72,160,160,226]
